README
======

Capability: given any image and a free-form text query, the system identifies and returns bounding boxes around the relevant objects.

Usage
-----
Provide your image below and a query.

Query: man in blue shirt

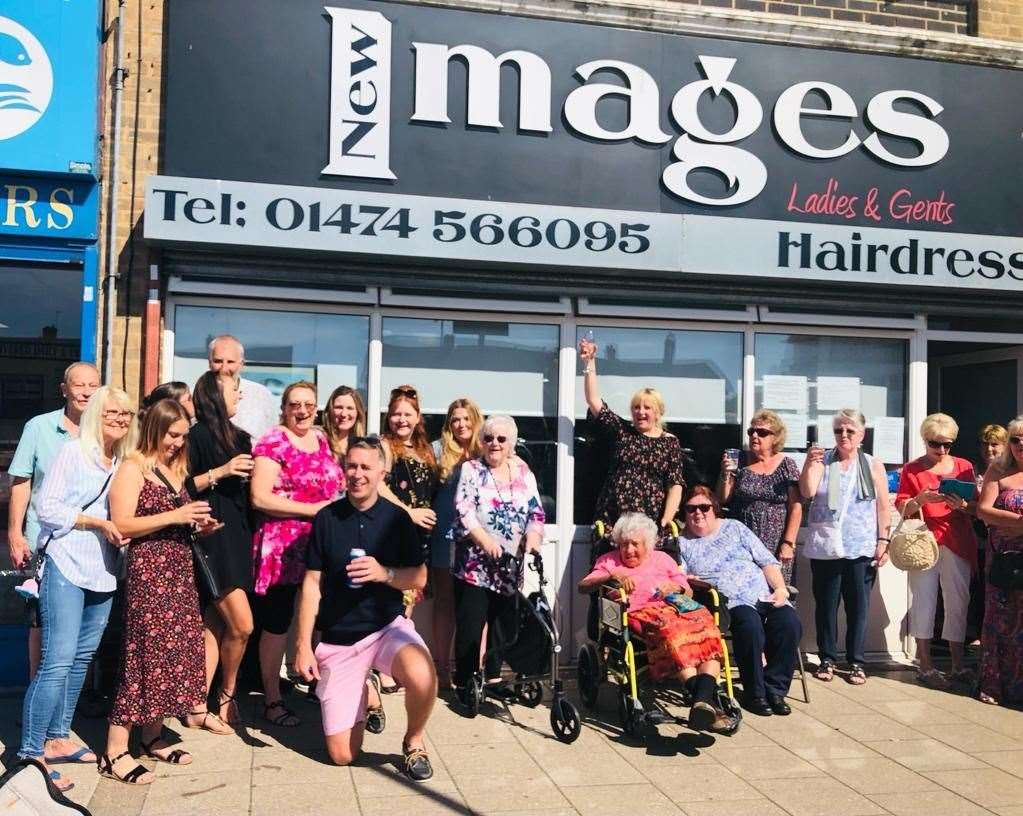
[294,438,436,781]
[7,361,100,676]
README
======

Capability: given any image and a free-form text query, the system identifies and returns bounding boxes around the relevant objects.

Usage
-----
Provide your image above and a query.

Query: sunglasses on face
[747,427,774,438]
[1010,436,1023,446]
[286,402,317,412]
[926,439,954,450]
[483,434,508,444]
[833,428,857,437]
[684,503,714,514]
[350,434,382,447]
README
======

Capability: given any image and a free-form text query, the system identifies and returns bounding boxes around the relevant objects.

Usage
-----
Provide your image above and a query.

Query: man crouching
[294,437,436,779]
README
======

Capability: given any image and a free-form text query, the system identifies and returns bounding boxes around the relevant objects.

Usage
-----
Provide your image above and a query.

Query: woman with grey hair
[799,408,890,686]
[451,415,545,707]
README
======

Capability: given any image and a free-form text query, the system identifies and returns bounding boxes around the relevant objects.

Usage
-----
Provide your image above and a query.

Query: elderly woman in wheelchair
[677,486,802,717]
[578,513,739,735]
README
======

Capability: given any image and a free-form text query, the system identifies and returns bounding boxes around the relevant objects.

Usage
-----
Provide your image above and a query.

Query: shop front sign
[0,176,99,241]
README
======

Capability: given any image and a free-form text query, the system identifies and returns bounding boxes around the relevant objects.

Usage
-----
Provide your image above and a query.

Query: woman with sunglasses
[975,417,1023,707]
[452,415,544,707]
[718,410,802,585]
[896,412,977,688]
[677,486,801,716]
[429,398,484,688]
[322,385,367,464]
[800,409,891,686]
[251,381,344,727]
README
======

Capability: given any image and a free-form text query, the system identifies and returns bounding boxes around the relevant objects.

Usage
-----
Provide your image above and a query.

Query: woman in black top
[186,371,256,726]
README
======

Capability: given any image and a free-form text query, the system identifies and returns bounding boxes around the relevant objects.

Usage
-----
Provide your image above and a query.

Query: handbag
[152,468,222,600]
[888,510,939,572]
[989,550,1023,591]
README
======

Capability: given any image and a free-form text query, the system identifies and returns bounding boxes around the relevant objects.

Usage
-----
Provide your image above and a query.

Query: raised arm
[578,338,603,417]
[799,445,825,499]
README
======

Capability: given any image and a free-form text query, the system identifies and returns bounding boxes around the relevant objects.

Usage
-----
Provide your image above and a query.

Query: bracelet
[583,365,595,374]
[208,469,218,489]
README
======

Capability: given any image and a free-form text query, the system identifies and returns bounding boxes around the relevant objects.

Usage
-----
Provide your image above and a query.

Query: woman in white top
[16,387,136,791]
[799,409,890,686]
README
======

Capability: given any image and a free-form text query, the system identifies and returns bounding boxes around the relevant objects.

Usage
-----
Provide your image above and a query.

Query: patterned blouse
[676,519,781,610]
[251,427,344,594]
[453,457,545,595]
[729,456,800,555]
[591,402,685,528]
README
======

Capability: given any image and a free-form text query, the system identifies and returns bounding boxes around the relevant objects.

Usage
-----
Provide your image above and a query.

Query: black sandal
[846,663,867,685]
[263,700,301,727]
[218,689,241,724]
[98,751,153,785]
[141,736,192,765]
[814,660,836,682]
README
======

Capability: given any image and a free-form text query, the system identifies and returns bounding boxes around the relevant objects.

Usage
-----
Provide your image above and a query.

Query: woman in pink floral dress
[250,381,343,727]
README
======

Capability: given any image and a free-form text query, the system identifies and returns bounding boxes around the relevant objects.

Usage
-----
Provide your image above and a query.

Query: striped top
[35,440,121,592]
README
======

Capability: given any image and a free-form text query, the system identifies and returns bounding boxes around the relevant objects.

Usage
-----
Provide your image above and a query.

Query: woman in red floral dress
[99,399,224,786]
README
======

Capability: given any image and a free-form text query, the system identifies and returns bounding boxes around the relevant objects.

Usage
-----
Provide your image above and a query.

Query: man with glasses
[207,335,277,440]
[293,437,436,780]
[7,361,100,677]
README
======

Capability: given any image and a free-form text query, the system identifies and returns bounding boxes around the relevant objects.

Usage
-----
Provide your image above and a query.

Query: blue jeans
[18,556,114,759]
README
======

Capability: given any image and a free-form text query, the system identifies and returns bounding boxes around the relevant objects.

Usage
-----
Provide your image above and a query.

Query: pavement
[2,667,1023,816]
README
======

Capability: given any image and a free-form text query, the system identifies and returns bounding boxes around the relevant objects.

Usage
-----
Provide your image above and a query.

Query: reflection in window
[573,326,743,524]
[754,333,907,460]
[382,318,559,521]
[172,306,369,401]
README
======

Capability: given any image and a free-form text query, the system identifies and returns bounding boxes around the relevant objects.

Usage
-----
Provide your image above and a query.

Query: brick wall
[978,0,1023,40]
[685,0,972,34]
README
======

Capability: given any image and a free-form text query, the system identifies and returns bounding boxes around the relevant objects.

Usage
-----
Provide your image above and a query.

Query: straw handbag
[889,510,939,571]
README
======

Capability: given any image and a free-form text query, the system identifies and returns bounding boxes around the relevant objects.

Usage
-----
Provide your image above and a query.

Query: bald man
[7,361,100,676]
[208,335,278,440]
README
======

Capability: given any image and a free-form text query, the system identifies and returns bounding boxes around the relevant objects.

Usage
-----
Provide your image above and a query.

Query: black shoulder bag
[31,470,114,583]
[989,550,1023,591]
[152,468,222,600]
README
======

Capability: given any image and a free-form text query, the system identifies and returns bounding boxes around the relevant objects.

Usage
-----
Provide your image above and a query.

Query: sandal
[948,668,975,686]
[846,663,867,686]
[979,691,999,705]
[181,708,233,735]
[141,736,193,765]
[98,751,154,786]
[218,689,242,725]
[402,742,433,781]
[46,745,97,764]
[814,660,836,682]
[917,668,949,689]
[262,700,301,727]
[47,769,74,792]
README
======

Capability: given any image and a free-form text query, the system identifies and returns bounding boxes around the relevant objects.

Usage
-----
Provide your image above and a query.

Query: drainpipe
[102,0,128,384]
[142,263,160,394]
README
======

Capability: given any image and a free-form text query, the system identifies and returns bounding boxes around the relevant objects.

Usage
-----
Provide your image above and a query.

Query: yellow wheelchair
[576,521,743,741]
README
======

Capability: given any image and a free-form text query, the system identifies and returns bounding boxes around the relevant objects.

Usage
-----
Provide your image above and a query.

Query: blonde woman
[579,337,684,532]
[896,412,977,688]
[718,409,803,585]
[16,387,135,791]
[322,385,367,464]
[101,400,221,785]
[429,398,483,686]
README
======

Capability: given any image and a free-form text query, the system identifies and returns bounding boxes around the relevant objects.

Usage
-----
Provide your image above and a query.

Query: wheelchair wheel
[550,698,581,743]
[516,680,543,708]
[577,644,601,710]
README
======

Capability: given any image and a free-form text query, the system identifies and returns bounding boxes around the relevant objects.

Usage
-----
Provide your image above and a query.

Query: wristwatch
[384,568,396,585]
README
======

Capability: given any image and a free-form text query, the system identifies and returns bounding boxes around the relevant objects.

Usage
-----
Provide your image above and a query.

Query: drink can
[348,548,366,589]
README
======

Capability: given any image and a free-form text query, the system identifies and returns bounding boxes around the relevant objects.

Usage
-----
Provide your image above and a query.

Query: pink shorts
[314,615,427,736]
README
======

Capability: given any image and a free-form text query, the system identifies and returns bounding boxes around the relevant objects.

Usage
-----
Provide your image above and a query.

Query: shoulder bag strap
[151,467,185,508]
[35,468,115,570]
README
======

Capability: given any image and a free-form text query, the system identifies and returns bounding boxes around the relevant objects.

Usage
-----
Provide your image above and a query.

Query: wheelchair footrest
[643,710,683,727]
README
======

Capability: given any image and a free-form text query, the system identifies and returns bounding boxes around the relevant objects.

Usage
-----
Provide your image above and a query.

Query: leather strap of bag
[34,470,115,577]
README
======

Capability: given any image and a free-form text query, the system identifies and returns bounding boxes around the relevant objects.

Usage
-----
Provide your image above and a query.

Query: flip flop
[48,769,75,792]
[47,746,96,764]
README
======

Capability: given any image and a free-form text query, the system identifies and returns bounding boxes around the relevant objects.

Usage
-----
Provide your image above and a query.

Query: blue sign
[0,1,102,177]
[0,175,98,242]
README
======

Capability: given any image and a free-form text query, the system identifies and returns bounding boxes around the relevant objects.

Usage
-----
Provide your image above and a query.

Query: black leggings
[453,581,517,688]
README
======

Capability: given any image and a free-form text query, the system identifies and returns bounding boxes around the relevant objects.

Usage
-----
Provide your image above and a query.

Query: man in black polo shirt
[294,439,436,780]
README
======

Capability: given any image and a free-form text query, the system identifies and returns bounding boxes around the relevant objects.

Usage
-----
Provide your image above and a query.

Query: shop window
[573,326,744,524]
[754,332,907,462]
[172,305,369,401]
[381,317,560,522]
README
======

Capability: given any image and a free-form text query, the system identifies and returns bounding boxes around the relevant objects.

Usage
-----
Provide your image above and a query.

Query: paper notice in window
[763,375,808,412]
[780,413,809,450]
[872,417,905,464]
[817,377,861,411]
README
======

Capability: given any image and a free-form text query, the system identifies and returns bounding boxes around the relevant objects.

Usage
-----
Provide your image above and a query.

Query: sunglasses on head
[747,427,774,438]
[483,434,508,444]
[350,434,383,447]
[684,503,714,514]
[833,428,857,437]
[391,387,417,399]
[926,439,954,450]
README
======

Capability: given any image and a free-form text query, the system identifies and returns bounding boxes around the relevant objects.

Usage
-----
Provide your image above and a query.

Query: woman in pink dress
[251,381,343,727]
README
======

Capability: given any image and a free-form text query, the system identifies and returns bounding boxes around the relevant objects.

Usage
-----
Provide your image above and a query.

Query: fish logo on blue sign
[0,16,53,140]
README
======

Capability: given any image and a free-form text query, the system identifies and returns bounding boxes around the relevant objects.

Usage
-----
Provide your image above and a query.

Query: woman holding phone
[895,413,977,688]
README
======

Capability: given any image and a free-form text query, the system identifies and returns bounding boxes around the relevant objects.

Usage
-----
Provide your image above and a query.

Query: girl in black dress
[186,371,255,725]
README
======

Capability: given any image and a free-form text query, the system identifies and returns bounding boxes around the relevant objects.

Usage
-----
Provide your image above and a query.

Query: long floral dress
[251,427,344,595]
[979,488,1023,705]
[729,456,801,584]
[590,402,685,530]
[109,479,205,726]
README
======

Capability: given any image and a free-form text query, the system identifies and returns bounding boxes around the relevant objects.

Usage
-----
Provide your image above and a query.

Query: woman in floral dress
[976,417,1023,707]
[101,399,223,786]
[250,381,343,727]
[718,409,803,585]
[451,415,544,707]
[578,337,685,541]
